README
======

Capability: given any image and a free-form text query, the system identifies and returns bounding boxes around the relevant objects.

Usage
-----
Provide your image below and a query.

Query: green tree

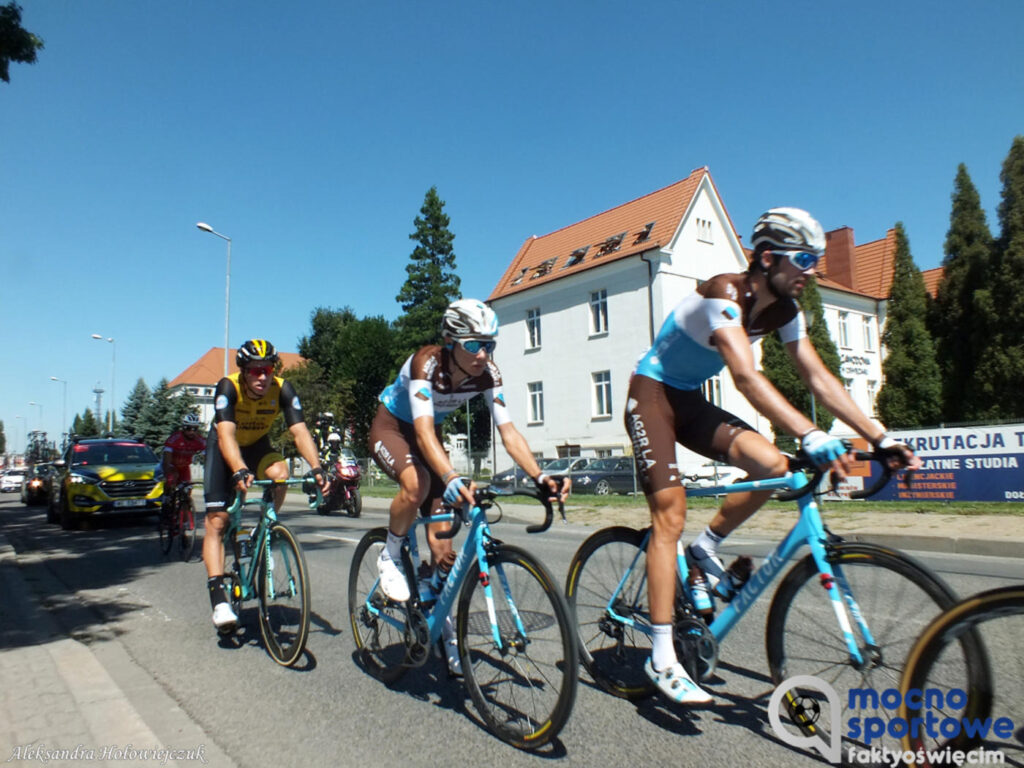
[394,186,462,356]
[930,165,994,421]
[134,379,196,449]
[0,2,43,83]
[760,275,841,451]
[971,135,1024,419]
[268,360,342,462]
[298,308,399,456]
[119,378,152,437]
[72,408,101,438]
[876,224,942,428]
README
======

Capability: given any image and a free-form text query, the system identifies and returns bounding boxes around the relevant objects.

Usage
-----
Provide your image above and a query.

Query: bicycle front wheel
[900,586,1021,767]
[347,528,409,684]
[178,496,197,562]
[256,523,311,667]
[565,526,655,701]
[157,503,175,556]
[458,544,578,751]
[766,543,964,763]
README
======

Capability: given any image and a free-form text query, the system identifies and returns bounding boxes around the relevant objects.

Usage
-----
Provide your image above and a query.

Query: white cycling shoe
[644,658,712,705]
[376,550,411,602]
[212,602,238,634]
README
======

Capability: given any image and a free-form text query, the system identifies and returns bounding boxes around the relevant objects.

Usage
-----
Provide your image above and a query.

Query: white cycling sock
[691,527,724,560]
[651,624,676,671]
[385,530,405,561]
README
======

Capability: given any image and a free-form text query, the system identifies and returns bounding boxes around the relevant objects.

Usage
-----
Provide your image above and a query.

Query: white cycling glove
[800,429,847,465]
[443,475,469,505]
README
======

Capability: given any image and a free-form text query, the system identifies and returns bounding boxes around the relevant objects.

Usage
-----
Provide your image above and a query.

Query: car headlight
[69,472,99,485]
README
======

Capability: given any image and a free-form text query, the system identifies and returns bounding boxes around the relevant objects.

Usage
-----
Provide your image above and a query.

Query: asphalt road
[1,493,1022,768]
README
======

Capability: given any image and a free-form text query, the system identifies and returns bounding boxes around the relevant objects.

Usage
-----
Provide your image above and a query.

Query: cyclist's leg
[202,429,236,630]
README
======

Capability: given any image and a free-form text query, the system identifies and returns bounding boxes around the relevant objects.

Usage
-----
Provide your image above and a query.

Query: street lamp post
[196,222,232,376]
[50,376,68,446]
[28,401,43,433]
[91,334,116,432]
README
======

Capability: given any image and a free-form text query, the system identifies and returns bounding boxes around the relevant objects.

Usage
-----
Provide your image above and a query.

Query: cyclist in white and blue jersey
[625,208,920,704]
[369,299,569,676]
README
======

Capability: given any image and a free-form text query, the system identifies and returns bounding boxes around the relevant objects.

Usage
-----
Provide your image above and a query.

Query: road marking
[311,533,362,545]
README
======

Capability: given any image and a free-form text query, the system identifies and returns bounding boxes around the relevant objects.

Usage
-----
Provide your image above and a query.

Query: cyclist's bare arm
[715,325,819,438]
[288,421,329,491]
[497,422,570,500]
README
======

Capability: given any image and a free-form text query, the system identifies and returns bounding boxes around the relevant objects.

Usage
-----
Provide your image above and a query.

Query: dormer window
[564,246,589,268]
[510,267,529,286]
[530,258,557,279]
[634,222,655,244]
[596,232,626,257]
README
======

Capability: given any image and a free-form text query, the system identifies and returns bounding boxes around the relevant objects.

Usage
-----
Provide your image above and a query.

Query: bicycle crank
[673,617,719,682]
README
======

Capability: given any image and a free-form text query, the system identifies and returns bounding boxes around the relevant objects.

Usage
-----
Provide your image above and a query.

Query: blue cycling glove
[443,475,469,505]
[800,429,848,465]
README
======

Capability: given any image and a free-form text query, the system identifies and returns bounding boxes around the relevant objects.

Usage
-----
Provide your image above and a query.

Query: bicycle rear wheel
[256,523,311,667]
[178,496,197,562]
[347,528,409,684]
[900,586,1021,767]
[565,526,655,701]
[766,543,968,765]
[458,544,578,750]
[157,500,175,556]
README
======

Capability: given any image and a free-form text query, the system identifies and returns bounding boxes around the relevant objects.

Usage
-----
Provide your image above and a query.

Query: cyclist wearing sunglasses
[369,298,569,676]
[201,338,329,633]
[162,412,207,494]
[625,207,919,704]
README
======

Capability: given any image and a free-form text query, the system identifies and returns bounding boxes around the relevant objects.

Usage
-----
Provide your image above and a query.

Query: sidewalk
[0,533,234,767]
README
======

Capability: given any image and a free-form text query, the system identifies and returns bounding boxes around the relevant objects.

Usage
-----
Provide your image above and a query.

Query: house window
[592,371,612,418]
[863,315,876,352]
[838,312,851,348]
[526,308,541,349]
[696,217,713,244]
[843,378,855,398]
[528,382,544,423]
[701,375,723,407]
[867,380,879,416]
[589,289,608,335]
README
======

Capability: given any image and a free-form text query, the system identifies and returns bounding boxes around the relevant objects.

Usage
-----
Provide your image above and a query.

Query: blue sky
[2,0,1022,452]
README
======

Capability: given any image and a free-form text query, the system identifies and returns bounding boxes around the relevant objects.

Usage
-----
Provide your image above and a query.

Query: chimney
[824,227,856,289]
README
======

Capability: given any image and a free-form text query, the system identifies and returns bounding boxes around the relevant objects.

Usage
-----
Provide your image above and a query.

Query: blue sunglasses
[458,339,496,354]
[780,250,821,271]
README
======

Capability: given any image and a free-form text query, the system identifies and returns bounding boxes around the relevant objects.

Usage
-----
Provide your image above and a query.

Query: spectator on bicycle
[370,298,570,676]
[626,207,921,704]
[162,412,207,498]
[202,338,329,633]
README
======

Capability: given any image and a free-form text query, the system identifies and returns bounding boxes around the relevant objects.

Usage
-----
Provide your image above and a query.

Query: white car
[684,462,743,489]
[1,468,28,493]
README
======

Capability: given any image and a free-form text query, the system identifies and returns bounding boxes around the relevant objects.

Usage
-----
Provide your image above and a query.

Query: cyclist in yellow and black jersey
[202,338,328,633]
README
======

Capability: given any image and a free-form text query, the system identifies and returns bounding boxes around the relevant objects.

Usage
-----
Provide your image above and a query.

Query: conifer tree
[931,165,993,421]
[119,378,151,437]
[395,187,462,357]
[72,408,101,437]
[875,224,942,427]
[971,135,1024,419]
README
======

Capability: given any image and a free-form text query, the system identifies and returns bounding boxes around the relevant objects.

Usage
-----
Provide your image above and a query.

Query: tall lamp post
[50,376,68,446]
[196,222,232,376]
[28,401,43,433]
[91,334,116,432]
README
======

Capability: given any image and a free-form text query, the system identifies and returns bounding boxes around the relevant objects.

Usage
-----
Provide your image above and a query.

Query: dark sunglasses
[244,365,274,377]
[779,250,821,271]
[458,339,496,354]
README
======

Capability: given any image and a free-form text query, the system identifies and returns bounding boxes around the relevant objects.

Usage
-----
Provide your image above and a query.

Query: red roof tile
[169,347,306,389]
[819,229,897,299]
[489,168,732,301]
[921,267,944,298]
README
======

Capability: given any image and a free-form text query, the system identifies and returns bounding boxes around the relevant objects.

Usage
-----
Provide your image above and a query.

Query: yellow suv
[50,437,164,530]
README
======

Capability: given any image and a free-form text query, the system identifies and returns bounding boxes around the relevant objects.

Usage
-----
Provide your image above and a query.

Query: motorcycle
[317,446,362,517]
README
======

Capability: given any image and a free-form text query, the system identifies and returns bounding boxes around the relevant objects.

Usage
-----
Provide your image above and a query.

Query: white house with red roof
[487,167,937,476]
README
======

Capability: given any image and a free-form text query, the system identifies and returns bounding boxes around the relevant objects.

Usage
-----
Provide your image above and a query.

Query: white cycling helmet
[750,207,826,256]
[182,413,201,429]
[441,299,498,340]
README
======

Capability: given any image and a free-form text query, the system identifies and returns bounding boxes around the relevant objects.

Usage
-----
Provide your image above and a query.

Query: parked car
[20,464,53,505]
[573,456,638,495]
[49,437,164,529]
[490,458,556,488]
[540,457,591,477]
[1,467,27,493]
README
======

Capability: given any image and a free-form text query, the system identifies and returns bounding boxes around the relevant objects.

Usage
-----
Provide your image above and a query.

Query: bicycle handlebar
[224,476,324,515]
[775,441,914,501]
[435,476,568,539]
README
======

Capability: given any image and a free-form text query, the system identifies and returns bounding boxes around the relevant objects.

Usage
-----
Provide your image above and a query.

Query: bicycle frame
[605,470,873,667]
[361,504,511,651]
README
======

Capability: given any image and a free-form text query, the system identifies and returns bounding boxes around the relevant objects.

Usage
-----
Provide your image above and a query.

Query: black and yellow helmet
[236,339,279,368]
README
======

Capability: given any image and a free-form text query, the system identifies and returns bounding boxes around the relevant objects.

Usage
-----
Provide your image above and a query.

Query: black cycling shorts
[203,428,285,512]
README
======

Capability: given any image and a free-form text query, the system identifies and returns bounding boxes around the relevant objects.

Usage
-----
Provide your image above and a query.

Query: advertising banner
[840,425,1024,502]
